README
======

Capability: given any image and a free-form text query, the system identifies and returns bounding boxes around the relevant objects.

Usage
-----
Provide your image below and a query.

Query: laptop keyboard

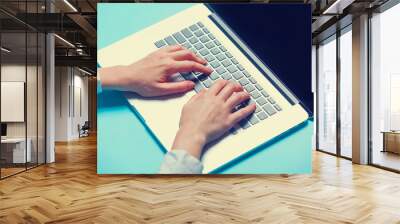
[154,22,282,133]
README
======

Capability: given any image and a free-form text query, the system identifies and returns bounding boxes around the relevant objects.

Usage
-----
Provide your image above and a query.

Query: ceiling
[0,0,392,72]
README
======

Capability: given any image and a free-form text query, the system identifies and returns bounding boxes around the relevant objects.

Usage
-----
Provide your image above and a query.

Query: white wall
[54,67,89,141]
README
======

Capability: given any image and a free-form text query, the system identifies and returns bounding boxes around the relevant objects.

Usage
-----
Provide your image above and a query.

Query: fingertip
[251,103,257,111]
[199,57,207,64]
[185,80,195,88]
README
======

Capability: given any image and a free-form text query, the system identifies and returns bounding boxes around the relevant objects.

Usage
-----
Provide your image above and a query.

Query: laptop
[98,4,310,173]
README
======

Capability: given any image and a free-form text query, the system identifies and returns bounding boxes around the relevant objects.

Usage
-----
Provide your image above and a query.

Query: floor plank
[1,135,400,224]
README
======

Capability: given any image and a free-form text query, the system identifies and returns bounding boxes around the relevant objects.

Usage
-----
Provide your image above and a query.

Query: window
[0,1,47,179]
[339,28,352,158]
[317,36,337,154]
[370,2,400,171]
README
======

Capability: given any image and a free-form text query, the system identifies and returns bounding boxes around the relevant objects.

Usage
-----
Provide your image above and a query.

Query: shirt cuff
[159,150,203,174]
[97,76,102,94]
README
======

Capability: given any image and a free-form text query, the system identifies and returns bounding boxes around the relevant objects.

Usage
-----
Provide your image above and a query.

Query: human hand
[98,45,212,97]
[172,80,256,159]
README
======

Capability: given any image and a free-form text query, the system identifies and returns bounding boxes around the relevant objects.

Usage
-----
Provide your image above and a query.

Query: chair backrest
[82,121,90,129]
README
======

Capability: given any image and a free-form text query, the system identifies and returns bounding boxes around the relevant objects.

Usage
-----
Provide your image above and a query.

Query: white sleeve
[159,150,203,174]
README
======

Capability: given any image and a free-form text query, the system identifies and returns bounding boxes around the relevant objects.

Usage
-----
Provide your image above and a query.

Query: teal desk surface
[97,3,313,174]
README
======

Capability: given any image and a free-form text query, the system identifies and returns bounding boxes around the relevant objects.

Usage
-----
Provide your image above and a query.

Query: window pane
[1,30,27,177]
[318,36,337,154]
[339,29,352,158]
[371,3,400,171]
[27,31,38,169]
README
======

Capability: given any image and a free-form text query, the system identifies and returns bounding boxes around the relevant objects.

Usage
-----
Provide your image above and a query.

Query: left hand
[98,45,212,97]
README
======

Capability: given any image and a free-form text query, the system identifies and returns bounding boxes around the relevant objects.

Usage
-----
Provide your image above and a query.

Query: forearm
[97,66,130,91]
[172,128,206,159]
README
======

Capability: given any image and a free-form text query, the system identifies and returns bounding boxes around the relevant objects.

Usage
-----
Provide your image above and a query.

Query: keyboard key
[263,104,277,116]
[214,40,221,46]
[182,28,193,38]
[182,72,196,81]
[154,40,166,48]
[210,61,220,69]
[203,28,210,34]
[255,106,261,113]
[182,42,191,49]
[173,32,186,44]
[248,115,259,125]
[205,55,215,62]
[249,77,257,84]
[205,42,215,49]
[261,90,269,97]
[194,43,204,50]
[216,67,226,74]
[230,127,238,135]
[227,65,238,73]
[209,72,219,80]
[255,84,263,91]
[239,119,251,129]
[208,34,215,40]
[220,46,227,52]
[199,49,209,56]
[243,71,250,77]
[190,24,199,31]
[237,64,244,71]
[268,97,276,104]
[197,73,208,80]
[226,52,233,58]
[189,37,198,44]
[203,79,213,88]
[222,73,232,80]
[231,58,239,64]
[199,35,210,43]
[256,97,267,106]
[248,98,256,106]
[257,111,268,120]
[222,59,232,67]
[232,71,243,79]
[194,30,204,37]
[239,78,249,86]
[244,84,255,93]
[274,104,282,111]
[197,22,204,28]
[194,82,205,92]
[250,91,261,99]
[216,53,226,61]
[211,48,220,55]
[164,36,177,45]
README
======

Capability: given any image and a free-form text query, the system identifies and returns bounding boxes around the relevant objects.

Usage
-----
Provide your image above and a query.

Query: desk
[382,131,400,154]
[97,4,313,174]
[1,138,31,163]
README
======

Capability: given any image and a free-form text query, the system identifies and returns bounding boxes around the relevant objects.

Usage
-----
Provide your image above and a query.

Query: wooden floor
[1,135,400,224]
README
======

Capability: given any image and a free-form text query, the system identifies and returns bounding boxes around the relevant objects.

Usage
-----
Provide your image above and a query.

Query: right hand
[172,80,257,159]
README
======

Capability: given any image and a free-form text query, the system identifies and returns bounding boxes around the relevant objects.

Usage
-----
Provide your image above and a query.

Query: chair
[79,121,90,138]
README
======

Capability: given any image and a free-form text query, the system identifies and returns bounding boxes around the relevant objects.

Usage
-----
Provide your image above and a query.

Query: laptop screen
[208,4,313,113]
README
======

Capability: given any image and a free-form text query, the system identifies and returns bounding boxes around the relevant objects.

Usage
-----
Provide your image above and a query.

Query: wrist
[98,66,137,91]
[172,127,207,159]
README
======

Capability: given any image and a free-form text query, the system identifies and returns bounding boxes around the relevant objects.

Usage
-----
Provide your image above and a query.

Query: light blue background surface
[97,3,313,174]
